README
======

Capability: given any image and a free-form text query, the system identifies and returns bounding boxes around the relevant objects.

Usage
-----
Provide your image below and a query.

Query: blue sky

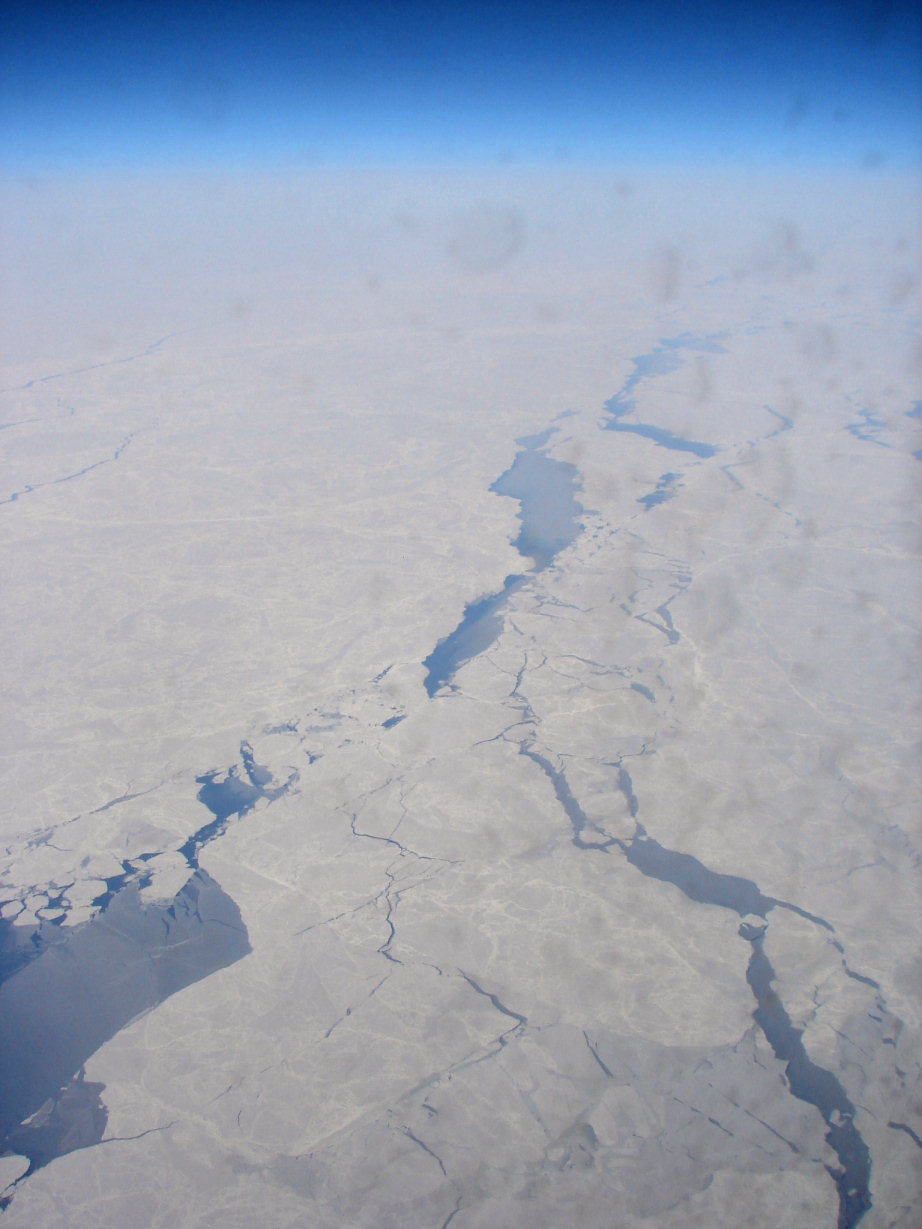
[2,0,919,171]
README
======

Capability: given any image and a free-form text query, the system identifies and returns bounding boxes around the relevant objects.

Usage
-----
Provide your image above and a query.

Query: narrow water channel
[614,826,872,1229]
[423,428,583,696]
[602,333,723,457]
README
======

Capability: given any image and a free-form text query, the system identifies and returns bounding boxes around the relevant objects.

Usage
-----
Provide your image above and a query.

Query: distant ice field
[0,167,919,1227]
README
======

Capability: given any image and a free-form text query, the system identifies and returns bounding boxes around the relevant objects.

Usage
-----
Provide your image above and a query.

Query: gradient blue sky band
[2,0,920,170]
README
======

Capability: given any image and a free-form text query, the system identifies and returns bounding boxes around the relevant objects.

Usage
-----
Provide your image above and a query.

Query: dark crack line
[0,416,40,431]
[206,1084,234,1106]
[775,898,836,931]
[100,1120,176,1146]
[671,1095,735,1139]
[473,718,533,748]
[1,433,137,507]
[763,404,794,437]
[296,891,387,937]
[635,596,681,645]
[719,462,747,489]
[349,811,439,865]
[528,747,874,1228]
[347,804,459,969]
[325,974,391,1039]
[846,408,890,448]
[1,334,177,393]
[715,1089,801,1155]
[831,939,881,990]
[887,1120,922,1149]
[458,971,527,1048]
[87,783,163,816]
[440,1194,463,1229]
[583,1032,616,1079]
[402,1126,447,1177]
[613,761,640,819]
[378,865,404,966]
[519,745,614,851]
[743,925,871,1229]
[831,1027,872,1060]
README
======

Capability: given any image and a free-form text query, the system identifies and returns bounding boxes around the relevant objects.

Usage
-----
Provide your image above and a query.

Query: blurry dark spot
[547,1121,598,1171]
[799,325,837,363]
[848,0,895,45]
[227,298,253,319]
[648,245,681,302]
[862,150,886,168]
[693,357,712,402]
[86,333,116,355]
[169,69,233,127]
[701,575,740,641]
[784,94,810,129]
[271,1153,316,1197]
[369,571,389,601]
[791,660,818,686]
[536,302,560,322]
[890,273,915,305]
[103,70,128,98]
[765,222,814,276]
[446,203,524,273]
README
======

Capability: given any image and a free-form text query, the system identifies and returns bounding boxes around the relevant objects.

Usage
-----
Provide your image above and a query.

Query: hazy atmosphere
[1,3,920,1227]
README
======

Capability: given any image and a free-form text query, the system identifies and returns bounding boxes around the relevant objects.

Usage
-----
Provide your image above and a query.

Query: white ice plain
[0,168,919,1227]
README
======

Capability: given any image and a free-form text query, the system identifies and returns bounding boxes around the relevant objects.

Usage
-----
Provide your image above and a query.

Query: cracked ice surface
[1,169,920,1226]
